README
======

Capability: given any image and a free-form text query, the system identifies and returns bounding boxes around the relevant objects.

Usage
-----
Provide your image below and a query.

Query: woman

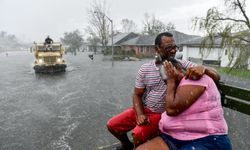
[136,61,232,150]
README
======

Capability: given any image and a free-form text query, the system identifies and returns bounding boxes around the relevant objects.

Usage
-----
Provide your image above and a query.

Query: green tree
[142,13,175,35]
[60,30,84,54]
[194,0,250,69]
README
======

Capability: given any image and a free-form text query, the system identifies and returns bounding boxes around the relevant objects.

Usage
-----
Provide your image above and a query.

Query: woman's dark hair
[155,32,173,47]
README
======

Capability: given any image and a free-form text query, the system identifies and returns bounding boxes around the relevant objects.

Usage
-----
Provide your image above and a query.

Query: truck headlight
[38,59,43,64]
[57,58,61,62]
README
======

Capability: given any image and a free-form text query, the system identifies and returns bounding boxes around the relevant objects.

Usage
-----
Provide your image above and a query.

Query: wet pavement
[0,51,249,150]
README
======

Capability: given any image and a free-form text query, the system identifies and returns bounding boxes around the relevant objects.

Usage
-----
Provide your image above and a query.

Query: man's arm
[133,87,149,125]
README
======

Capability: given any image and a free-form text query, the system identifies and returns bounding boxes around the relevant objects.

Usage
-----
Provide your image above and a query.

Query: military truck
[32,42,67,73]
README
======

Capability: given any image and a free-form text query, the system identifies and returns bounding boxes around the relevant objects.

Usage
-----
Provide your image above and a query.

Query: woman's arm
[163,61,206,116]
[165,81,205,116]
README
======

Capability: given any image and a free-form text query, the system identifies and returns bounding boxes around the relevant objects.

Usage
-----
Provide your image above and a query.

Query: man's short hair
[155,32,173,47]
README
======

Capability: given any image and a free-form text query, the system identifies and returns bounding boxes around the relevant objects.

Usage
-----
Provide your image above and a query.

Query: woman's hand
[185,65,205,80]
[163,61,179,81]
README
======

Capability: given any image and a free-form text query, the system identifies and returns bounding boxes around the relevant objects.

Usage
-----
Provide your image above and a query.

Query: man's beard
[160,55,175,62]
[155,54,176,65]
[157,54,182,67]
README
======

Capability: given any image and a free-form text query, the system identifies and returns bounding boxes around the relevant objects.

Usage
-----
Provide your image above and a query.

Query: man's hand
[136,114,150,126]
[185,65,205,80]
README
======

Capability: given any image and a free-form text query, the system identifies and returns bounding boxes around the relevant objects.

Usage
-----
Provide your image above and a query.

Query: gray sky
[0,0,248,42]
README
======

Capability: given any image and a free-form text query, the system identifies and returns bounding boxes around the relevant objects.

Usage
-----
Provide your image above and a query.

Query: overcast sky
[0,0,249,42]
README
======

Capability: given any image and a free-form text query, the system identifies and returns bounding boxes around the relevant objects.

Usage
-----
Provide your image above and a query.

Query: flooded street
[0,51,249,150]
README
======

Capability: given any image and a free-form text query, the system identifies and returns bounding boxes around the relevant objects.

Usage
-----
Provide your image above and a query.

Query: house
[180,36,250,69]
[107,32,138,54]
[120,35,155,57]
[106,31,199,57]
[180,37,223,66]
[107,32,139,46]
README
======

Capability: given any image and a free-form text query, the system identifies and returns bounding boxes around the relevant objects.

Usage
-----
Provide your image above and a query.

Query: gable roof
[107,32,138,46]
[169,30,200,45]
[120,35,155,46]
[106,31,202,47]
[120,31,200,46]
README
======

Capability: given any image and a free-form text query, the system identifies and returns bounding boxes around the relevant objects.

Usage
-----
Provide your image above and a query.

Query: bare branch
[236,0,250,28]
[214,17,247,23]
[235,36,250,43]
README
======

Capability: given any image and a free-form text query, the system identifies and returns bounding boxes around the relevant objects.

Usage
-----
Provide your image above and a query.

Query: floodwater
[0,51,249,150]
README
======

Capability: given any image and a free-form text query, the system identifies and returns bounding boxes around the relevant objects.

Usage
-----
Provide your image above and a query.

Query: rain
[0,50,249,149]
[0,0,250,150]
[0,51,144,149]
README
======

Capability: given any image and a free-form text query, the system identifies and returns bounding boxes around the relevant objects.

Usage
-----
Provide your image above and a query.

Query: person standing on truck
[44,36,53,45]
[44,36,54,50]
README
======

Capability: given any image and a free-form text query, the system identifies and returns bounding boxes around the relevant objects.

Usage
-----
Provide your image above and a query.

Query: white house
[180,37,250,70]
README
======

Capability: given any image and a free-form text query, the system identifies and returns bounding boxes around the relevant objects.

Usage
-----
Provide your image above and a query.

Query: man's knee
[106,117,125,134]
[107,118,116,132]
[132,126,159,144]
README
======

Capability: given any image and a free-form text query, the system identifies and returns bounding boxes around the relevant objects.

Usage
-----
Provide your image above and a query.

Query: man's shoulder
[142,60,154,66]
[136,61,155,75]
[139,60,155,69]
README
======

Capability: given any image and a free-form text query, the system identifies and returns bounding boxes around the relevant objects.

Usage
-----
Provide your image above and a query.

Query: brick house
[105,31,200,58]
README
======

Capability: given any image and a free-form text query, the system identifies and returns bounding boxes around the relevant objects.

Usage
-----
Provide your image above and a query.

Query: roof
[120,35,155,46]
[107,32,138,46]
[169,30,200,45]
[105,30,231,47]
[180,30,250,46]
[120,30,200,46]
[180,36,222,46]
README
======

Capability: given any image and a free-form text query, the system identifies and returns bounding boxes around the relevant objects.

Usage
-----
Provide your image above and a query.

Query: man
[44,36,53,45]
[106,32,220,150]
[136,59,231,150]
